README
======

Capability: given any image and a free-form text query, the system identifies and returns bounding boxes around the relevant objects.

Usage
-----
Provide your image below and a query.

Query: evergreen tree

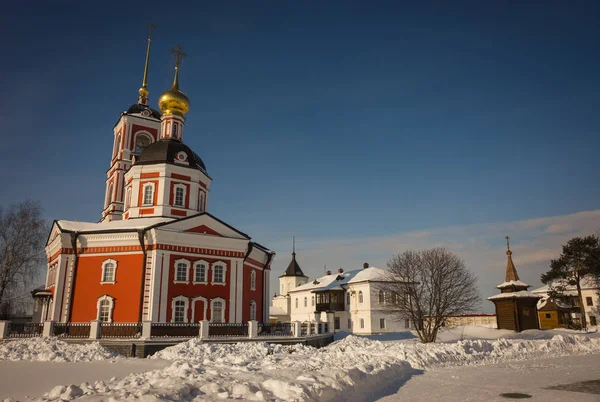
[541,235,600,330]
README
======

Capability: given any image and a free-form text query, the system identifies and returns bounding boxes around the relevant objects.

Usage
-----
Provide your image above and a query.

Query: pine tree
[541,235,600,330]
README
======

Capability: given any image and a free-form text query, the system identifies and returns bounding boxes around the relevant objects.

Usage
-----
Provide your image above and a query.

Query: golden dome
[158,69,190,116]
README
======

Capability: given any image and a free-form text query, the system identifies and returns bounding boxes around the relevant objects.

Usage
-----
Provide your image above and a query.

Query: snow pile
[37,330,600,401]
[0,338,121,362]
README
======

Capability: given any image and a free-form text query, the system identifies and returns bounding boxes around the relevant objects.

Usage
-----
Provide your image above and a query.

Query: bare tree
[380,248,480,343]
[0,201,46,315]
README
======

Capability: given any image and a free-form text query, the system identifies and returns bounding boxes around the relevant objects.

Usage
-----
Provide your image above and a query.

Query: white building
[531,277,599,327]
[272,254,411,334]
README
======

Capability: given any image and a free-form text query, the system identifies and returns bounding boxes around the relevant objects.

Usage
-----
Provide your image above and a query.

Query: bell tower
[101,25,161,222]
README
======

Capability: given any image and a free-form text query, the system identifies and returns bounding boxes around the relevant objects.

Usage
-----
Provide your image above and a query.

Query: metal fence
[257,322,294,337]
[7,322,43,338]
[208,323,248,337]
[301,322,309,336]
[150,323,200,338]
[100,322,142,338]
[53,323,91,338]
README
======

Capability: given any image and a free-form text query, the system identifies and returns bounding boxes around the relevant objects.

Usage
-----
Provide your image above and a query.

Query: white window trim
[96,295,115,323]
[173,258,190,284]
[199,192,205,212]
[133,132,153,155]
[210,297,226,323]
[173,184,187,208]
[190,296,208,322]
[250,300,257,321]
[211,261,227,286]
[171,295,189,323]
[100,259,117,284]
[142,182,156,206]
[358,291,364,304]
[124,187,131,210]
[193,260,209,284]
[250,270,256,291]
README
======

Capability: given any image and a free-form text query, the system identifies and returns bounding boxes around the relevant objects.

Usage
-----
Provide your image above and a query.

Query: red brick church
[38,32,274,325]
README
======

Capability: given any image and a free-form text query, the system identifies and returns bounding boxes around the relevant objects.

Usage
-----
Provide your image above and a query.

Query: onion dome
[158,45,190,116]
[137,139,207,173]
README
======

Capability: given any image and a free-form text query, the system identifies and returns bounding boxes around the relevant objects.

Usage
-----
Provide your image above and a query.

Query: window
[212,263,226,284]
[194,262,207,283]
[380,318,386,329]
[545,313,552,319]
[211,299,225,323]
[348,319,352,329]
[405,319,410,329]
[590,316,597,326]
[358,291,363,304]
[250,300,256,321]
[250,270,256,291]
[172,123,177,138]
[312,296,315,306]
[101,259,117,283]
[304,297,307,307]
[174,300,186,323]
[174,186,185,207]
[335,317,340,330]
[143,184,154,205]
[114,134,121,158]
[134,133,151,156]
[378,290,384,304]
[199,192,205,212]
[295,298,298,308]
[346,293,350,305]
[174,260,189,283]
[586,297,594,306]
[106,183,114,206]
[360,318,365,329]
[97,295,114,322]
[125,188,131,210]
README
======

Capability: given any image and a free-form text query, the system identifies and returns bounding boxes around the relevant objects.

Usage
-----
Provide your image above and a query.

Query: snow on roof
[289,267,387,293]
[57,217,174,232]
[269,306,287,316]
[496,280,530,289]
[530,277,599,294]
[488,290,542,301]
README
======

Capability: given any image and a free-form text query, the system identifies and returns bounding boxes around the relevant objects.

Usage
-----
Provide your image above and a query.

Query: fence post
[43,321,55,338]
[293,321,301,337]
[141,321,152,340]
[248,320,258,339]
[0,321,9,339]
[89,320,101,340]
[199,320,209,339]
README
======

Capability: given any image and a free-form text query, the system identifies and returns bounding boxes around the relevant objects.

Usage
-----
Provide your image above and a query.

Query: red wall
[242,265,264,322]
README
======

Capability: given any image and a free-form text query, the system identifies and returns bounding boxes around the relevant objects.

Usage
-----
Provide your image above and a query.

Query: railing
[257,322,294,337]
[301,322,309,336]
[150,323,200,338]
[53,323,91,338]
[310,323,317,334]
[100,322,142,339]
[7,322,43,338]
[208,322,248,337]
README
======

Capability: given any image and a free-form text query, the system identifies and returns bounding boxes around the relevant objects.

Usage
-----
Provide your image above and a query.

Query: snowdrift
[37,329,600,401]
[0,338,121,362]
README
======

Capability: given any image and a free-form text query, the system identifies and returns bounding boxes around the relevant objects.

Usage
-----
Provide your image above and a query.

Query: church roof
[137,139,208,174]
[488,290,541,301]
[288,266,387,293]
[280,252,307,278]
[125,103,161,120]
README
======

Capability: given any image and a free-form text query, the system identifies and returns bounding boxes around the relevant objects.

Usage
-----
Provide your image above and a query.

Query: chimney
[326,270,332,275]
[338,268,344,274]
[363,262,369,269]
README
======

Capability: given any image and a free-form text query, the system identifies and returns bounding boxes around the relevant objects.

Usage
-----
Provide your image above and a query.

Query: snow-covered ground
[0,338,121,362]
[1,326,599,401]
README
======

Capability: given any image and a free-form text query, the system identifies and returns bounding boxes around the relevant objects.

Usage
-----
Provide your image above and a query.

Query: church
[38,31,274,325]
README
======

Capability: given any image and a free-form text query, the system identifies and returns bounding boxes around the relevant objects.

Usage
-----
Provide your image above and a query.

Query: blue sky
[1,1,598,309]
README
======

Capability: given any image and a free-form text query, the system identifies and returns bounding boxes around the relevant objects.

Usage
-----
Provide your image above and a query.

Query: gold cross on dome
[170,45,187,69]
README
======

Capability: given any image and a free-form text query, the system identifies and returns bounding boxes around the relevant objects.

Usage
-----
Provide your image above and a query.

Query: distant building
[270,239,309,323]
[488,237,541,332]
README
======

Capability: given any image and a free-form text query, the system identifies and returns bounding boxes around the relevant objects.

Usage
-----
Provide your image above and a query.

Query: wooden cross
[170,45,187,69]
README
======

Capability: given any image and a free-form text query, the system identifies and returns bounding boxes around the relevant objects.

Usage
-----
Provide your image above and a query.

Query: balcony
[314,290,345,312]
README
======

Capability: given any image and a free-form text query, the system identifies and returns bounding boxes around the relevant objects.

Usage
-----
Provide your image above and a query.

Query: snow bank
[0,338,121,362]
[37,330,600,401]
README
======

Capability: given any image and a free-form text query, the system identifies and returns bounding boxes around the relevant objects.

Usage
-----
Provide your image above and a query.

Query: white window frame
[210,297,226,323]
[142,183,155,206]
[346,292,350,305]
[250,300,257,321]
[190,296,208,322]
[96,295,115,323]
[199,192,205,212]
[211,261,227,285]
[173,259,190,284]
[173,184,186,207]
[171,296,189,323]
[193,260,208,284]
[358,291,364,304]
[101,259,117,284]
[133,132,153,156]
[250,270,256,291]
[125,187,131,210]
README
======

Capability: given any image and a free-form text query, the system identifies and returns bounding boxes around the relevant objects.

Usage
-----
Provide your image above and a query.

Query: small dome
[158,69,190,116]
[125,104,161,119]
[137,139,207,173]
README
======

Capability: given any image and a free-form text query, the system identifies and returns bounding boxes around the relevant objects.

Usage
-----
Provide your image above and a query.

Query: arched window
[304,297,307,307]
[211,299,225,323]
[174,259,190,283]
[173,185,186,207]
[143,184,154,205]
[360,318,365,329]
[378,290,384,304]
[134,133,151,156]
[125,188,131,210]
[106,183,114,206]
[358,291,364,304]
[212,262,226,284]
[174,300,186,322]
[312,296,315,306]
[346,292,350,305]
[113,134,121,158]
[250,300,256,321]
[194,261,207,283]
[101,259,117,283]
[295,298,298,308]
[250,270,256,291]
[97,295,114,322]
[172,123,177,138]
[199,192,205,212]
